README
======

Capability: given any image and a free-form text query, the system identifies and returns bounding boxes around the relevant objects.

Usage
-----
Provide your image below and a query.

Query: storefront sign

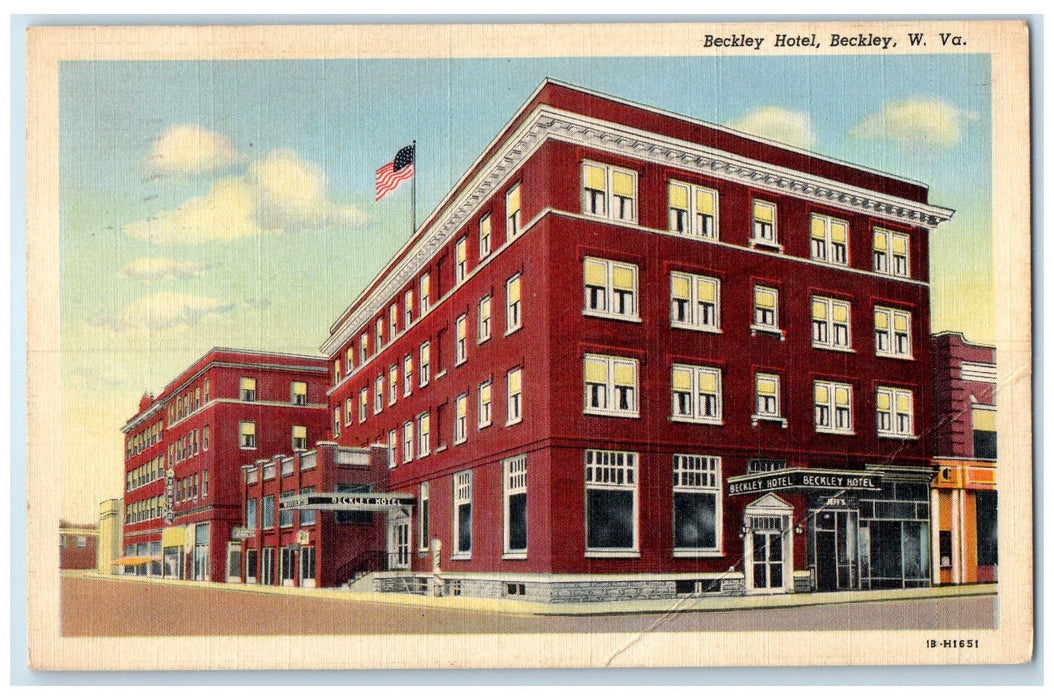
[230,527,252,540]
[281,492,415,511]
[728,469,882,496]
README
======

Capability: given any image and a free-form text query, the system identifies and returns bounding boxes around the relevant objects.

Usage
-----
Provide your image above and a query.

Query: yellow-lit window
[671,272,720,331]
[583,354,639,417]
[239,377,257,402]
[752,200,777,244]
[668,180,718,238]
[810,214,849,265]
[582,162,636,222]
[814,381,853,433]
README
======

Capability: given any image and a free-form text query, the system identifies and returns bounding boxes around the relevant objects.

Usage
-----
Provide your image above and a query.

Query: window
[245,499,257,529]
[506,184,521,239]
[810,214,849,265]
[291,381,308,405]
[344,397,353,426]
[455,237,468,284]
[668,180,718,238]
[279,491,294,528]
[345,348,355,376]
[976,491,998,567]
[360,333,369,364]
[453,471,473,557]
[239,421,257,449]
[420,273,431,314]
[240,377,256,402]
[417,412,431,457]
[583,354,638,417]
[478,296,492,342]
[877,387,914,438]
[194,387,201,410]
[388,364,398,406]
[672,455,721,553]
[358,387,368,422]
[262,495,275,529]
[204,379,209,403]
[504,455,528,554]
[973,407,997,459]
[374,375,383,414]
[387,429,397,468]
[479,214,492,258]
[583,258,638,320]
[812,297,852,350]
[506,274,522,333]
[507,368,523,425]
[299,487,316,526]
[874,307,913,358]
[403,355,413,397]
[333,359,342,383]
[671,364,722,423]
[418,482,430,551]
[754,373,782,421]
[478,381,492,428]
[454,394,468,444]
[419,342,431,387]
[389,304,398,340]
[375,318,384,352]
[751,200,777,245]
[585,450,637,553]
[455,314,468,365]
[753,286,780,332]
[404,289,414,328]
[292,425,307,451]
[402,422,414,462]
[582,161,636,222]
[814,381,853,433]
[670,272,720,331]
[874,228,910,277]
[333,408,341,438]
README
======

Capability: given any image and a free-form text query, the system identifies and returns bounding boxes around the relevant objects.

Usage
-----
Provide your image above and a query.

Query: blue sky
[59,54,992,521]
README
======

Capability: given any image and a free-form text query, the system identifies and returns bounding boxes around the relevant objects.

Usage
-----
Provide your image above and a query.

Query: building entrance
[388,516,411,570]
[743,494,794,594]
[811,509,858,591]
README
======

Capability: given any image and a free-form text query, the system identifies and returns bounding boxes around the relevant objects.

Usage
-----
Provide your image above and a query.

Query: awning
[112,555,161,566]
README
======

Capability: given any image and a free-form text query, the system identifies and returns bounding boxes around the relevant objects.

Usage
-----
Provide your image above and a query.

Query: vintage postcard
[25,20,1032,670]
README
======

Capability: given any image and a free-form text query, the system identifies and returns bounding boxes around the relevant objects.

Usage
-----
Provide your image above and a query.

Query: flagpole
[411,140,417,234]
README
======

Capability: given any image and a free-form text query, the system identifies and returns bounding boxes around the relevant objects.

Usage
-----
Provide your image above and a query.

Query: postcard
[25,20,1032,669]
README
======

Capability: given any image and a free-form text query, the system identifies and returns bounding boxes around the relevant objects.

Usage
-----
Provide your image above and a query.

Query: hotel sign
[280,492,415,511]
[728,469,882,496]
[163,468,175,524]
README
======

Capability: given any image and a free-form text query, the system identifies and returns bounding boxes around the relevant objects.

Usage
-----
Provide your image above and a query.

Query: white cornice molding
[321,106,953,357]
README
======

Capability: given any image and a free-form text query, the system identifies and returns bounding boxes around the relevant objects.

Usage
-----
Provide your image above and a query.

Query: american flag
[375,144,415,201]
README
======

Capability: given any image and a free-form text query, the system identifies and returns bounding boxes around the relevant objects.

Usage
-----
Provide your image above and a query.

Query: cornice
[321,106,953,357]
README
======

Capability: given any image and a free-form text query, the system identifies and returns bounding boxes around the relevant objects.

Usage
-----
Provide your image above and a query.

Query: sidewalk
[65,570,997,617]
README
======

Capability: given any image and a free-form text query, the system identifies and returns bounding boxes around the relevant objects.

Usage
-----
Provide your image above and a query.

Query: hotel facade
[304,80,953,601]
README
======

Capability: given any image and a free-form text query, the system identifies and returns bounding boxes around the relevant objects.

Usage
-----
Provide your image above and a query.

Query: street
[61,575,997,637]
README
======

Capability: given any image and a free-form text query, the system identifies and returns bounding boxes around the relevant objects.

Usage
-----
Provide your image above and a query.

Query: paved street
[62,574,996,637]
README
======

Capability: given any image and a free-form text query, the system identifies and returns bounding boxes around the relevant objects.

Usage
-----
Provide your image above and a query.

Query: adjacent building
[930,331,997,585]
[313,79,953,601]
[119,348,330,582]
[96,498,123,575]
[59,520,98,570]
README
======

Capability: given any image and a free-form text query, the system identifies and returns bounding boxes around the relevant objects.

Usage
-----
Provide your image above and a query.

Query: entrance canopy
[280,492,415,512]
[112,555,161,566]
[728,468,882,497]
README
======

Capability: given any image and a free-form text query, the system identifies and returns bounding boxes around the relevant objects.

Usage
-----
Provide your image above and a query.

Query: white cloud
[118,257,212,281]
[89,292,235,334]
[851,98,976,151]
[147,124,245,175]
[125,149,368,246]
[725,106,817,149]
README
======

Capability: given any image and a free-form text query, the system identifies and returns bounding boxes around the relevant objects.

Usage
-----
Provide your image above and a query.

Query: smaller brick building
[60,520,98,570]
[930,331,997,585]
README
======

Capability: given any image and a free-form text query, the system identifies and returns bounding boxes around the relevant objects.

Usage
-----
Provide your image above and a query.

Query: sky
[58,54,993,523]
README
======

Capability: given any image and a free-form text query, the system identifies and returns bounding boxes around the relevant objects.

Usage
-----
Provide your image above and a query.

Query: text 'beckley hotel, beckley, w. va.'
[118,79,958,602]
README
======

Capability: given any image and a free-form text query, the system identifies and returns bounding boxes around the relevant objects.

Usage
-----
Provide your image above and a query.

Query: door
[750,529,785,591]
[388,515,411,570]
[812,509,858,591]
[743,494,794,594]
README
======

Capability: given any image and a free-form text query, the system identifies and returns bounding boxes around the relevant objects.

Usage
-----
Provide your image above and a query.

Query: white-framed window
[240,377,256,402]
[812,296,852,350]
[753,285,780,333]
[360,333,369,364]
[877,387,915,438]
[420,273,431,314]
[810,213,849,265]
[672,454,721,554]
[583,257,639,320]
[387,429,397,468]
[418,482,430,551]
[753,373,783,424]
[403,354,413,397]
[671,272,720,332]
[874,227,910,277]
[455,237,468,284]
[417,412,431,457]
[344,397,352,427]
[404,289,414,328]
[239,421,257,449]
[279,490,294,528]
[402,421,414,463]
[507,368,523,425]
[261,495,275,529]
[389,303,399,340]
[875,307,913,358]
[388,364,398,406]
[668,180,718,239]
[455,314,468,365]
[374,375,384,414]
[582,161,637,223]
[584,449,638,554]
[751,199,778,245]
[292,425,307,451]
[504,455,528,555]
[245,498,257,530]
[478,381,492,429]
[814,380,854,434]
[454,393,468,445]
[375,318,384,353]
[583,354,639,417]
[358,387,368,422]
[204,378,209,403]
[478,296,492,342]
[203,425,209,451]
[333,408,341,438]
[345,348,355,377]
[299,487,315,527]
[453,470,473,557]
[506,184,521,239]
[419,341,431,387]
[291,381,307,406]
[479,214,492,258]
[671,364,722,424]
[506,274,522,333]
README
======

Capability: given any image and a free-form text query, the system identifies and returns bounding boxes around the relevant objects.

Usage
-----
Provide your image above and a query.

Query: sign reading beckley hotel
[318,79,952,601]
